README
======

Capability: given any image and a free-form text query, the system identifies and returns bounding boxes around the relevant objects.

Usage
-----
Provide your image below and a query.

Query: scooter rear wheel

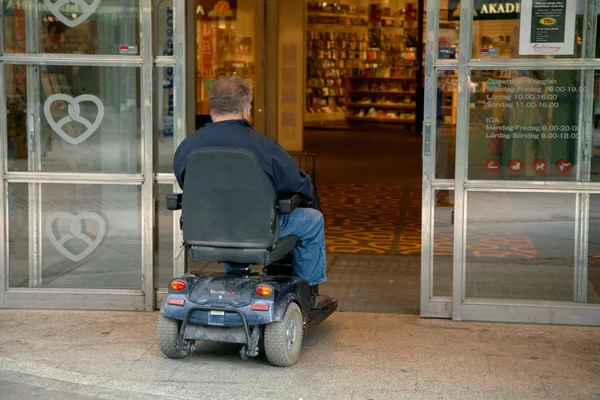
[263,302,303,367]
[157,313,192,359]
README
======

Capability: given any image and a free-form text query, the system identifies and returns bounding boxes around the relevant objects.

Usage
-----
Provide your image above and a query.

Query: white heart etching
[46,212,107,262]
[43,0,101,28]
[44,94,105,145]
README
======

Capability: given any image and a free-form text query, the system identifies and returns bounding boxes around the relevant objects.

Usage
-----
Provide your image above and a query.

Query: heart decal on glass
[46,212,107,262]
[43,0,101,28]
[44,94,105,145]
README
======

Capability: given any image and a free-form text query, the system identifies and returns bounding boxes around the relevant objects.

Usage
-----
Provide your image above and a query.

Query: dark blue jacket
[173,119,314,200]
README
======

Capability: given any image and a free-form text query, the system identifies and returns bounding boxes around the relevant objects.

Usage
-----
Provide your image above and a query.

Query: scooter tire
[263,302,303,367]
[157,313,191,359]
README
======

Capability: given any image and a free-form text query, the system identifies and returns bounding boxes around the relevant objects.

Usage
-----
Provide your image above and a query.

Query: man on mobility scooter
[158,76,337,367]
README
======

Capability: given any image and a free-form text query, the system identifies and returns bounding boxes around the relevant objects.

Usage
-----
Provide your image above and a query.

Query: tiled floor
[320,254,421,314]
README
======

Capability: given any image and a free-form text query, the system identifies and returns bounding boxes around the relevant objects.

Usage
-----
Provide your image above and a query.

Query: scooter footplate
[306,298,338,327]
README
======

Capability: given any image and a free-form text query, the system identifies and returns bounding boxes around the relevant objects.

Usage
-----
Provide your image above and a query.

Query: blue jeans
[226,208,327,286]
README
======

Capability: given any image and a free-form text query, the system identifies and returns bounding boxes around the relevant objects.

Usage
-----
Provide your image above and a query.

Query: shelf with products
[304,0,424,126]
[346,62,419,124]
[348,102,416,109]
[306,1,369,25]
[346,115,416,123]
[305,23,370,120]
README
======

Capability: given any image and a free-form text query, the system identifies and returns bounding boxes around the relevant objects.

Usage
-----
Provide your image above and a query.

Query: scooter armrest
[166,193,182,210]
[277,193,304,214]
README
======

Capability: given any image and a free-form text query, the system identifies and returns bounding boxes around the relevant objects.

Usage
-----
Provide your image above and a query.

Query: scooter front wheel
[263,302,304,367]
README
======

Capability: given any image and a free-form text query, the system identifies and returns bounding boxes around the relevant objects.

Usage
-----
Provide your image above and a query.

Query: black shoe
[311,294,333,309]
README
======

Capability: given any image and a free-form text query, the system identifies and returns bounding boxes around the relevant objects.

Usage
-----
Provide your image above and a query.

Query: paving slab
[0,309,599,400]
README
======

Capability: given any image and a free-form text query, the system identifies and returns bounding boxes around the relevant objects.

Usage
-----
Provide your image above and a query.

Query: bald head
[208,76,253,121]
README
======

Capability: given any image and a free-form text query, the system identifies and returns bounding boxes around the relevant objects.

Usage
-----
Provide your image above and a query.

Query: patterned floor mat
[318,183,404,254]
[317,183,539,258]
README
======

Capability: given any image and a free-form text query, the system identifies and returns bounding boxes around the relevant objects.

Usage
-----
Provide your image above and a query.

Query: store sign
[439,48,456,59]
[119,45,138,54]
[480,48,499,56]
[519,0,576,55]
[449,0,521,20]
[43,0,100,27]
[46,212,106,262]
[44,94,105,145]
[471,72,580,180]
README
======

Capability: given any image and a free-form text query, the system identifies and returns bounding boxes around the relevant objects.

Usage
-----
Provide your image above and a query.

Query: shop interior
[191,0,600,312]
[190,0,429,313]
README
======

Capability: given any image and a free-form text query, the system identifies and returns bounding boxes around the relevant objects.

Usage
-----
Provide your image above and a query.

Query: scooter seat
[188,235,298,265]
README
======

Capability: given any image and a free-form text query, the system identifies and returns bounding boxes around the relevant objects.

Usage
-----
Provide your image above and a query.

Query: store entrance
[303,129,424,314]
[191,0,429,314]
[301,0,428,314]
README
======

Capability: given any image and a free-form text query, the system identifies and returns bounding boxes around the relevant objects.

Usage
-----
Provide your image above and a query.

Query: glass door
[420,0,460,318]
[1,0,154,309]
[422,0,600,325]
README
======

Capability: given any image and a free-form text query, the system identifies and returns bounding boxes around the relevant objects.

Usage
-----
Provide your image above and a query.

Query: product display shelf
[305,1,424,127]
[346,116,416,123]
[305,13,369,122]
[346,65,419,124]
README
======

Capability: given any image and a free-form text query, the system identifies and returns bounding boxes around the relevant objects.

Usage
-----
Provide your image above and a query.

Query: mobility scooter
[158,147,337,367]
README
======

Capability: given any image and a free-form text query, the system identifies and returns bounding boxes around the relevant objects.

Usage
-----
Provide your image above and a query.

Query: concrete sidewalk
[0,310,599,400]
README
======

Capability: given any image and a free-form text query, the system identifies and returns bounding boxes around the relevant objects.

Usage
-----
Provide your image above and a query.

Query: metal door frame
[0,0,162,310]
[422,0,600,325]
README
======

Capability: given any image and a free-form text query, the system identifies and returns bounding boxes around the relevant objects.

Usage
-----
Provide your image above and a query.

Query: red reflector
[251,303,270,311]
[170,279,187,291]
[255,285,273,296]
[167,297,185,306]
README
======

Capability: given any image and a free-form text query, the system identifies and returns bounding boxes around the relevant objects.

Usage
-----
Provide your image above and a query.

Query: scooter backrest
[181,147,279,248]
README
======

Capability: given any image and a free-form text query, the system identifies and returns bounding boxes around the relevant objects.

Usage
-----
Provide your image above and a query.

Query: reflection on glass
[39,0,139,54]
[591,71,600,180]
[9,183,142,289]
[586,195,600,304]
[156,67,174,173]
[196,0,256,124]
[433,190,453,297]
[3,0,26,53]
[39,66,140,173]
[43,184,141,289]
[155,0,174,57]
[466,192,578,302]
[6,65,27,172]
[436,70,457,179]
[8,184,28,287]
[4,0,139,54]
[438,0,459,59]
[469,69,582,181]
[459,0,584,59]
[155,185,174,289]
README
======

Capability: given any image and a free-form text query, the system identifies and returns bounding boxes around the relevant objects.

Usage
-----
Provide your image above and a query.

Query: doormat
[318,183,407,255]
[317,183,540,258]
